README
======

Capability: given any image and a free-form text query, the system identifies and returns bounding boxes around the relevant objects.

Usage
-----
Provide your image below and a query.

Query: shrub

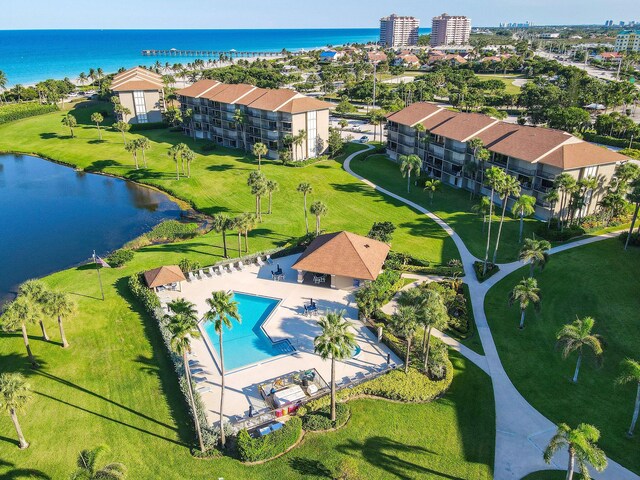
[201,142,217,152]
[332,457,364,480]
[619,148,640,160]
[178,258,202,273]
[302,403,350,431]
[125,220,200,250]
[583,132,640,150]
[535,221,584,241]
[619,231,640,246]
[236,417,302,462]
[474,261,499,282]
[106,248,134,267]
[284,155,330,167]
[0,102,58,125]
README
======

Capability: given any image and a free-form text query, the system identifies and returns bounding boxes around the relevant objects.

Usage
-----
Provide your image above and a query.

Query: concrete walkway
[343,146,639,480]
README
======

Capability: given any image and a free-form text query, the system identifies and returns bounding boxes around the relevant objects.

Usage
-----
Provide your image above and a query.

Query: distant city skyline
[1,0,637,30]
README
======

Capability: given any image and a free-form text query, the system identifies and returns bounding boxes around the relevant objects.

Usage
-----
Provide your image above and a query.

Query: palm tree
[556,317,604,384]
[624,183,640,250]
[297,182,313,235]
[492,174,521,264]
[42,290,76,348]
[70,445,127,479]
[544,423,607,480]
[211,214,231,258]
[472,196,491,232]
[294,129,306,160]
[252,142,268,170]
[519,238,551,277]
[408,289,448,372]
[231,216,244,255]
[314,310,357,421]
[265,180,279,215]
[96,68,104,88]
[468,137,490,196]
[423,179,441,205]
[616,358,640,436]
[0,297,41,367]
[125,141,139,169]
[78,72,88,86]
[135,137,151,168]
[509,277,541,329]
[482,167,506,275]
[310,201,328,236]
[512,195,536,243]
[391,305,419,374]
[338,118,348,133]
[233,109,248,151]
[62,114,78,138]
[88,68,96,86]
[113,121,131,145]
[0,373,31,449]
[399,154,421,193]
[165,299,205,452]
[239,213,257,252]
[181,146,196,178]
[168,144,184,180]
[554,173,577,229]
[202,291,241,448]
[18,279,49,341]
[90,112,104,141]
[249,177,267,222]
[0,70,7,103]
[544,189,560,228]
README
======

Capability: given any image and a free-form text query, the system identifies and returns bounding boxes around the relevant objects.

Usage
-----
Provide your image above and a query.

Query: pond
[0,153,183,303]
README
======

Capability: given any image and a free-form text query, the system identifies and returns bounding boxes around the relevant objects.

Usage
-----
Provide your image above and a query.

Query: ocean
[0,28,431,86]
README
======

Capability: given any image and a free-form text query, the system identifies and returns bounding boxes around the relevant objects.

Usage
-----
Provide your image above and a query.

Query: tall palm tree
[294,129,306,160]
[70,445,127,480]
[519,238,551,277]
[233,109,248,151]
[135,137,151,168]
[472,196,491,233]
[492,174,521,264]
[391,305,419,374]
[616,358,640,436]
[512,194,536,243]
[211,214,231,258]
[62,114,78,138]
[544,189,560,228]
[90,112,104,141]
[482,167,506,275]
[113,121,131,145]
[18,279,49,341]
[624,183,640,250]
[314,310,357,421]
[202,291,240,448]
[250,178,267,222]
[0,297,41,367]
[231,216,244,255]
[264,179,279,215]
[239,213,257,252]
[125,141,139,169]
[168,144,185,180]
[181,146,196,178]
[0,373,31,449]
[399,154,421,193]
[310,201,328,236]
[553,173,577,229]
[556,317,604,384]
[252,142,268,170]
[423,179,441,205]
[509,277,541,329]
[0,70,9,103]
[297,182,313,235]
[78,72,88,86]
[543,423,607,480]
[42,290,76,348]
[468,137,490,196]
[165,299,205,452]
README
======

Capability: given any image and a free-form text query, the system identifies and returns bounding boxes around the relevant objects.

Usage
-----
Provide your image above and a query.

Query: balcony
[429,144,445,159]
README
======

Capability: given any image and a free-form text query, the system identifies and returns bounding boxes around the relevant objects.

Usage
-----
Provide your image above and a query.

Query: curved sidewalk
[343,146,639,480]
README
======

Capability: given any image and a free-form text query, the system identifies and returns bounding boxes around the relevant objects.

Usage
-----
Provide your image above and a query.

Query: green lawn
[0,102,457,266]
[484,238,640,474]
[476,74,525,95]
[0,237,494,478]
[350,154,539,263]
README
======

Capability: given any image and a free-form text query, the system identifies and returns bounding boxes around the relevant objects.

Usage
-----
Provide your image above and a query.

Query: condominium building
[379,14,420,48]
[615,30,640,52]
[111,67,165,124]
[177,80,331,161]
[430,13,471,47]
[386,102,628,220]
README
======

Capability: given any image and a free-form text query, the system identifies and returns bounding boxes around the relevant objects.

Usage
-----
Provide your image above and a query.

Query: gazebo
[143,265,186,292]
[292,231,390,289]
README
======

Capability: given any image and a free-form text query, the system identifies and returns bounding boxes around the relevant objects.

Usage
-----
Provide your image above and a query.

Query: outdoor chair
[187,272,196,282]
[207,267,215,276]
[266,255,273,265]
[193,376,207,384]
[238,261,245,271]
[225,264,233,273]
[198,269,205,279]
[190,367,204,375]
[256,256,264,266]
[196,385,212,394]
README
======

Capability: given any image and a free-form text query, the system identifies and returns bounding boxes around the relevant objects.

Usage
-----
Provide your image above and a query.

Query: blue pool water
[203,292,294,371]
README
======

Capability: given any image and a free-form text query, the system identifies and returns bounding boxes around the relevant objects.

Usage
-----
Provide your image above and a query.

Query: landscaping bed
[474,261,499,282]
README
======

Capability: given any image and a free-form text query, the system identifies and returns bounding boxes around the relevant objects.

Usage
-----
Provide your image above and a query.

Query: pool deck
[158,254,401,426]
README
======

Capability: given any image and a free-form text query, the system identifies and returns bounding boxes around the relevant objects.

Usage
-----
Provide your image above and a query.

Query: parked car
[359,136,369,143]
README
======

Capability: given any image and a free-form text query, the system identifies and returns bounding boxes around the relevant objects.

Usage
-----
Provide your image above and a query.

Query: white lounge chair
[266,255,273,265]
[198,269,205,279]
[190,367,204,375]
[256,256,264,266]
[225,264,233,273]
[196,385,213,394]
[207,267,215,276]
[193,376,207,384]
[187,272,196,282]
[237,261,245,271]
[214,267,222,276]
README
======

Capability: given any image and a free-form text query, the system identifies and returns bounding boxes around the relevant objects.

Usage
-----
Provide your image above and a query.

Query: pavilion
[292,231,390,289]
[143,265,186,292]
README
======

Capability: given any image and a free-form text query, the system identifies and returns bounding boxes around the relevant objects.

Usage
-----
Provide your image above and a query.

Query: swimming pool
[202,292,294,371]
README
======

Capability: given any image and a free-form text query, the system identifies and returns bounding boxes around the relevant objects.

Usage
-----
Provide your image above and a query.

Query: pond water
[0,153,183,303]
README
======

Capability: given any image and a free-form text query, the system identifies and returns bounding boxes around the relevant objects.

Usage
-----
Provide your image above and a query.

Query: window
[307,111,317,158]
[583,166,597,178]
[133,91,148,124]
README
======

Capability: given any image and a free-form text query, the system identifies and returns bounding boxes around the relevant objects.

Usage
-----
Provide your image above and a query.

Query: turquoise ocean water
[0,28,430,86]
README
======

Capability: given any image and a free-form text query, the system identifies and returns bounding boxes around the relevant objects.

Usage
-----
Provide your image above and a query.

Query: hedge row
[129,121,167,132]
[124,220,200,249]
[583,132,640,150]
[236,417,302,463]
[0,102,58,125]
[302,403,350,431]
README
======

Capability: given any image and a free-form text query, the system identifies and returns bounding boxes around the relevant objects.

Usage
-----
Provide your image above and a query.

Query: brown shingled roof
[143,265,186,288]
[484,125,574,162]
[111,80,164,92]
[292,231,390,281]
[248,89,298,111]
[176,80,221,98]
[205,83,257,103]
[539,142,627,169]
[111,67,163,92]
[386,102,443,127]
[279,97,333,114]
[429,113,499,142]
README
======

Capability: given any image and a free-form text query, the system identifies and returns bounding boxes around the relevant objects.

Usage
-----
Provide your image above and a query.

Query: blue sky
[1,0,635,29]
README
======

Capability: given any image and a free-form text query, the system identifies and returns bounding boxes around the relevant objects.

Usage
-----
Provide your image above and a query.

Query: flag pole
[93,250,105,301]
